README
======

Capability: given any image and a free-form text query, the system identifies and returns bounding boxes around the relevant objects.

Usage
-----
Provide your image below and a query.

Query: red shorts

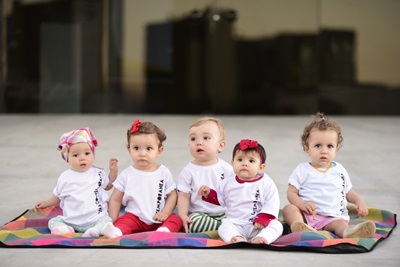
[114,212,182,234]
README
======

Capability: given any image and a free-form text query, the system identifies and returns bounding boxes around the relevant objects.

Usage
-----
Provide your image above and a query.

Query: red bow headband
[130,120,141,134]
[239,139,258,150]
[239,139,265,163]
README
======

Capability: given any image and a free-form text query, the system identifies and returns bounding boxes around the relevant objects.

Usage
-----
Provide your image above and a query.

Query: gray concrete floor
[0,114,399,267]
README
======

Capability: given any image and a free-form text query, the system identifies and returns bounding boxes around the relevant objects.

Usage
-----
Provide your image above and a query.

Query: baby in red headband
[198,139,283,244]
[34,127,119,238]
[107,119,182,236]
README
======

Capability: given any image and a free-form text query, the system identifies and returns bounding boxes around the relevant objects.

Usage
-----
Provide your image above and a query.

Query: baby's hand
[253,222,265,230]
[109,158,119,172]
[179,215,193,233]
[355,201,369,217]
[154,211,168,222]
[299,201,317,216]
[34,201,47,212]
[197,186,210,198]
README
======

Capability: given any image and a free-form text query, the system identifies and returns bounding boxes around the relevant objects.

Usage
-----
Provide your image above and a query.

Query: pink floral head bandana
[57,127,98,161]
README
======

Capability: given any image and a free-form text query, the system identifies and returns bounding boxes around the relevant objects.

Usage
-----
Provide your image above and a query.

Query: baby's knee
[282,203,299,214]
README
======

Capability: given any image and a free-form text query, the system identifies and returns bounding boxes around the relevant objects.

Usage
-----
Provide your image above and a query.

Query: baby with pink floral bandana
[34,127,120,238]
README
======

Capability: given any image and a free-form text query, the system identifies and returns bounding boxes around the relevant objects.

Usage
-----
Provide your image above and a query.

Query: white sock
[51,225,75,235]
[82,227,100,238]
[101,222,122,238]
[156,227,170,232]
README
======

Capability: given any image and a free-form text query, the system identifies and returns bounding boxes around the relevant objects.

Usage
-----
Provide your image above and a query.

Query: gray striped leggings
[188,212,225,233]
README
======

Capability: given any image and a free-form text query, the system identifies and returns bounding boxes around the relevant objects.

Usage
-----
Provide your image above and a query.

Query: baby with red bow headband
[236,139,265,164]
[107,119,183,236]
[198,138,283,244]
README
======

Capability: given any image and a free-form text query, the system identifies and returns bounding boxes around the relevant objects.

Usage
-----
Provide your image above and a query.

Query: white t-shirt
[177,159,234,214]
[288,161,352,220]
[216,173,280,226]
[113,164,176,224]
[53,167,110,226]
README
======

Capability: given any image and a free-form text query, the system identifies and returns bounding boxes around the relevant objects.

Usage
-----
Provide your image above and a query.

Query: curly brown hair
[126,120,166,148]
[301,112,343,151]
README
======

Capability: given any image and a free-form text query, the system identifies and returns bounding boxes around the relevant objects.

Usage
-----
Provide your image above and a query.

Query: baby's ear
[259,163,266,172]
[218,140,226,153]
[157,146,164,156]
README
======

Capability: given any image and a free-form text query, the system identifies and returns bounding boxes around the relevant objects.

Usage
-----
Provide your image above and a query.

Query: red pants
[114,212,182,234]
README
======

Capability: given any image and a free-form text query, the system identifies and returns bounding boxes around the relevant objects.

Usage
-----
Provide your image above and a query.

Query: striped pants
[188,212,225,233]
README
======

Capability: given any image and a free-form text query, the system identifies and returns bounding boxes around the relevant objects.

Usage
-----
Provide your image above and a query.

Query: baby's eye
[146,147,154,151]
[328,144,335,149]
[315,144,321,148]
[249,159,256,163]
[190,137,196,142]
[133,146,139,151]
[203,136,210,141]
[85,152,91,156]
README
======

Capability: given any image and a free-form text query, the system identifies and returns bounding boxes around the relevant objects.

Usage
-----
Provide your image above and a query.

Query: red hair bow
[239,139,258,150]
[130,120,141,134]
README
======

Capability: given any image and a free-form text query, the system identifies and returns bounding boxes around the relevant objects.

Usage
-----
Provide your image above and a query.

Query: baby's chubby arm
[287,184,317,216]
[177,191,192,233]
[105,158,119,190]
[34,195,60,212]
[154,189,178,222]
[346,189,369,217]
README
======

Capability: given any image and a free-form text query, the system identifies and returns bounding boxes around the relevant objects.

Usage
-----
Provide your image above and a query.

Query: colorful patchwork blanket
[0,205,396,253]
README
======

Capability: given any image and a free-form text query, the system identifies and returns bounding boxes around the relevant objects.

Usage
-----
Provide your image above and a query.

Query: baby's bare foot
[251,237,268,244]
[231,236,246,243]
